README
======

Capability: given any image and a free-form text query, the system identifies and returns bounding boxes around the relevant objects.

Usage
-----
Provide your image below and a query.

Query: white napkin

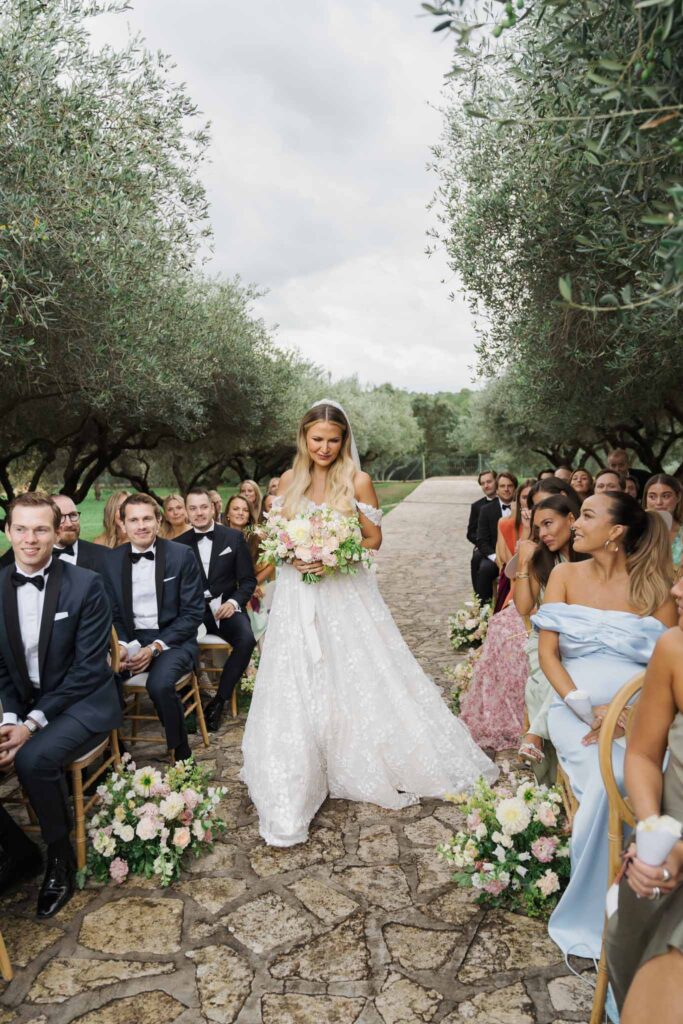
[636,815,682,866]
[127,640,142,658]
[209,595,223,626]
[565,690,594,725]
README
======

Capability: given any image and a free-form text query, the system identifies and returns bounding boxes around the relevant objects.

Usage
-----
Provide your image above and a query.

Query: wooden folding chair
[589,671,644,1024]
[0,928,12,982]
[198,633,238,718]
[120,671,209,758]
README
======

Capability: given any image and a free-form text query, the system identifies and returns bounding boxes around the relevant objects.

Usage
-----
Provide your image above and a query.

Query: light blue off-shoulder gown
[532,603,667,959]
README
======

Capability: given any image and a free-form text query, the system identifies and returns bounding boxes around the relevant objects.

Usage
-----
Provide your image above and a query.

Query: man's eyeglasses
[60,512,80,523]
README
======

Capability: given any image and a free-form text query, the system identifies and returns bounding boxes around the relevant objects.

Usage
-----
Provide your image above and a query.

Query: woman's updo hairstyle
[605,491,673,615]
[526,477,578,508]
[283,402,357,517]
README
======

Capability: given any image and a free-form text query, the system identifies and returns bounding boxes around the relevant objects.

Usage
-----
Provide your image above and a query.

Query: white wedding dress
[241,500,498,846]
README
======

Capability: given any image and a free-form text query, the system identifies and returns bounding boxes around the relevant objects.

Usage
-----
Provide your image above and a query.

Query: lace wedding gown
[241,500,498,847]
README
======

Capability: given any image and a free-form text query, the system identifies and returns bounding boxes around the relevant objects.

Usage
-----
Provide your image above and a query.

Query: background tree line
[426,0,683,476]
[0,0,484,520]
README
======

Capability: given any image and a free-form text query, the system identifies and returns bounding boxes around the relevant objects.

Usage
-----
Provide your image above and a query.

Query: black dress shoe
[204,696,226,733]
[0,844,43,897]
[36,854,75,919]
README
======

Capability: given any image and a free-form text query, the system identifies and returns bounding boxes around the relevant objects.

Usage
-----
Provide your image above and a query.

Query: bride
[241,399,498,847]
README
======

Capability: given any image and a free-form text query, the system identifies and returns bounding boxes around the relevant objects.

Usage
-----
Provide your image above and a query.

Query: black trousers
[203,607,256,700]
[474,554,499,603]
[0,800,37,857]
[13,716,104,845]
[140,646,195,750]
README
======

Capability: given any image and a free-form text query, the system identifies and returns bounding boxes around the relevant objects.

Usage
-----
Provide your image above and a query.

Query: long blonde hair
[283,404,357,518]
[94,489,130,547]
[608,494,673,615]
[239,479,262,521]
[159,492,188,539]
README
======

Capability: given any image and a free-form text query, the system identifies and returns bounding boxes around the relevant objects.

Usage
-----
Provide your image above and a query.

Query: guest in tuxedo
[0,492,120,917]
[239,479,262,521]
[209,490,225,526]
[93,490,129,548]
[103,494,204,760]
[474,471,518,603]
[467,470,497,591]
[178,488,256,732]
[51,495,112,572]
[608,447,651,492]
[159,493,189,540]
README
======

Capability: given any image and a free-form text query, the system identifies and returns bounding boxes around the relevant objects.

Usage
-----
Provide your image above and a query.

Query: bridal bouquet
[260,506,373,584]
[81,755,228,887]
[438,777,570,918]
[448,595,491,651]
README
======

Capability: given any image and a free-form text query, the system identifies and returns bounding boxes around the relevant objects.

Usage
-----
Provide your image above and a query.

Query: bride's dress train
[241,505,498,847]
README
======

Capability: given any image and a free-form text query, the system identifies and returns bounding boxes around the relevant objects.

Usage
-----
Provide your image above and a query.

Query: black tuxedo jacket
[0,559,121,733]
[476,499,505,558]
[0,538,112,574]
[103,538,204,653]
[176,524,256,610]
[467,496,492,546]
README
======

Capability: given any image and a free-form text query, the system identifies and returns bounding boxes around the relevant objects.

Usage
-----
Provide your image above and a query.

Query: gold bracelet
[515,572,530,580]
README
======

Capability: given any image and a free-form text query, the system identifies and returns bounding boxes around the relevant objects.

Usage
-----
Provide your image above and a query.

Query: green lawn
[0,480,421,551]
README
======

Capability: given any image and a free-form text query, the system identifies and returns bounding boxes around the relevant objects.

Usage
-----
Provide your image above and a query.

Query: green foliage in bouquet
[81,756,228,888]
[438,776,571,920]
[448,595,491,651]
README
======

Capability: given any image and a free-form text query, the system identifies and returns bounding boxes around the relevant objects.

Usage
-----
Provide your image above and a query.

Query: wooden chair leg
[70,764,86,872]
[0,929,13,982]
[110,730,121,766]
[131,695,140,739]
[192,674,210,748]
[590,935,609,1023]
[231,683,238,719]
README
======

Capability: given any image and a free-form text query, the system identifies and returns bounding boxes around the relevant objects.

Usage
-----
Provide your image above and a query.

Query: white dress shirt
[120,545,167,652]
[1,560,52,729]
[54,540,78,565]
[195,524,241,612]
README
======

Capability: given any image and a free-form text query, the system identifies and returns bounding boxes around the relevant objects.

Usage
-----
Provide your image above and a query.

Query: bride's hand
[293,558,324,576]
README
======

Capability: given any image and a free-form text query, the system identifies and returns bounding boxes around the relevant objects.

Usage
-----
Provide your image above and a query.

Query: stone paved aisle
[0,479,593,1024]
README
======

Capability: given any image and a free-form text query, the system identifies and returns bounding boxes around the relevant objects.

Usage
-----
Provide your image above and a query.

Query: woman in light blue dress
[535,492,676,959]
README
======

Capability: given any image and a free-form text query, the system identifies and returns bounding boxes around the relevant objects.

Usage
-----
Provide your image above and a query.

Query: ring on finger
[649,886,661,900]
[662,868,671,883]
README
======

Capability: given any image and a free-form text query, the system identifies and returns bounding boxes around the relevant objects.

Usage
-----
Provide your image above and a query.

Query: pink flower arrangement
[537,869,561,896]
[260,505,373,584]
[109,858,129,885]
[172,827,191,850]
[531,836,558,863]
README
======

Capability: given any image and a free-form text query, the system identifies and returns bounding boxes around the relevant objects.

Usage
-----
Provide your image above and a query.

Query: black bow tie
[12,570,47,591]
[501,503,511,511]
[195,530,214,542]
[130,550,155,563]
[54,543,75,557]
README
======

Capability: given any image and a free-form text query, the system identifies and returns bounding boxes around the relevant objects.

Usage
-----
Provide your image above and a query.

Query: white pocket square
[54,611,69,621]
[218,546,232,556]
[163,576,176,583]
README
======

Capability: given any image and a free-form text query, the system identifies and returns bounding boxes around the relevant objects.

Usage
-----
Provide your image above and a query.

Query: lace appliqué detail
[355,500,382,525]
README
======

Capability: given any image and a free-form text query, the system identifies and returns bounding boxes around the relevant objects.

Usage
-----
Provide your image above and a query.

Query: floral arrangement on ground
[240,649,260,694]
[438,775,570,918]
[448,594,491,651]
[446,647,483,714]
[81,755,227,887]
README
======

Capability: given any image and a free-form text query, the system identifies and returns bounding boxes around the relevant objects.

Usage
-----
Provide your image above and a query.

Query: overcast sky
[89,1,478,393]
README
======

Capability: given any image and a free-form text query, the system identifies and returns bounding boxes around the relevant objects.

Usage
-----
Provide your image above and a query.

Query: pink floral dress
[459,603,528,750]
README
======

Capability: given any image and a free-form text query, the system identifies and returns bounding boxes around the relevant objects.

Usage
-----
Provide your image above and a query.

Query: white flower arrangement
[448,595,491,651]
[260,506,373,584]
[446,646,483,714]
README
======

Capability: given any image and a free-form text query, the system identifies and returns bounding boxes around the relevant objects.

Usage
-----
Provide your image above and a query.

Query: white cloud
[88,0,479,391]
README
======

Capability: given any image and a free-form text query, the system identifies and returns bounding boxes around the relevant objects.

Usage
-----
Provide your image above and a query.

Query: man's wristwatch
[24,719,39,736]
[150,644,162,659]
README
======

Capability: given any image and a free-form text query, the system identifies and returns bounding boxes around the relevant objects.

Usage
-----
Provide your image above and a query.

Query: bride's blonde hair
[283,403,357,517]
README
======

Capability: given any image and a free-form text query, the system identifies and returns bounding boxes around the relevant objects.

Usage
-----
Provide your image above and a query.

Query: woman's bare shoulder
[277,469,294,492]
[353,471,377,501]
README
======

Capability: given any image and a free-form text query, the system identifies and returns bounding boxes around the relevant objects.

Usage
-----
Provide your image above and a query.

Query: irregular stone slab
[249,827,344,878]
[375,972,441,1024]
[315,798,353,830]
[548,974,594,1015]
[413,848,455,893]
[2,916,63,967]
[28,958,175,1004]
[403,816,452,848]
[288,876,358,925]
[223,892,313,953]
[178,876,247,914]
[0,1011,15,1024]
[69,991,185,1024]
[357,824,399,864]
[458,910,562,983]
[354,801,421,822]
[270,914,369,982]
[336,865,411,912]
[425,888,479,927]
[433,803,465,830]
[49,890,95,924]
[186,944,253,1023]
[443,981,534,1022]
[262,994,365,1024]
[213,797,242,827]
[383,923,459,971]
[184,842,236,875]
[79,896,183,955]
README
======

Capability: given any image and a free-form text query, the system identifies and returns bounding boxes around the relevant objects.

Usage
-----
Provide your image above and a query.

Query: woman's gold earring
[604,539,620,554]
